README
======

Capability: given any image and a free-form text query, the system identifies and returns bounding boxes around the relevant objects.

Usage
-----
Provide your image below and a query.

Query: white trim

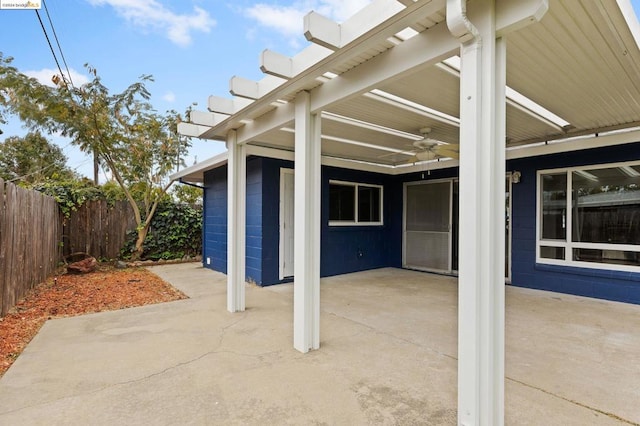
[279,168,295,280]
[506,173,513,283]
[536,160,640,273]
[328,180,384,226]
[293,92,321,353]
[226,131,246,313]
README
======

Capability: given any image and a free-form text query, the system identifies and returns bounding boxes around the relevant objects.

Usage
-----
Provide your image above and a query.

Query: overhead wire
[34,7,67,88]
[42,0,75,88]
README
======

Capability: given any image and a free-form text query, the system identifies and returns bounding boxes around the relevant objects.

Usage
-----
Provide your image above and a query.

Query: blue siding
[508,142,640,304]
[202,143,640,304]
[321,166,396,277]
[203,166,228,273]
[246,157,263,284]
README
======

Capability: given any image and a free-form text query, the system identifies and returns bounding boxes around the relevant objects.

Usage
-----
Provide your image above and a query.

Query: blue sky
[1,0,639,181]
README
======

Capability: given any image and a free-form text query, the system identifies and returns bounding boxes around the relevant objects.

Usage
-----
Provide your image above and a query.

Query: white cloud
[243,0,372,41]
[87,0,215,47]
[162,91,176,102]
[24,68,90,88]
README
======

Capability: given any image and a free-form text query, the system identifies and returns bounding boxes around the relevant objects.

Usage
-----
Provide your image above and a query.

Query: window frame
[329,180,384,226]
[536,160,640,272]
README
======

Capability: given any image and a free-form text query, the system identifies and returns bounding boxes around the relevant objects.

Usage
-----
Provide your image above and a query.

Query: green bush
[121,202,202,260]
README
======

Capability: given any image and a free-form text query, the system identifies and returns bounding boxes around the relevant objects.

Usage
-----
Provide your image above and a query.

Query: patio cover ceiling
[177,0,640,177]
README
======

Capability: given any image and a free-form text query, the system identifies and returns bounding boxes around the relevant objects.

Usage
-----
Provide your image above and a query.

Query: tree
[0,53,190,259]
[0,131,77,183]
[171,183,203,206]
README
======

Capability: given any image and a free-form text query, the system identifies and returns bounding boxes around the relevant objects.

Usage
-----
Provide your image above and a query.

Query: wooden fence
[0,179,62,316]
[63,200,137,261]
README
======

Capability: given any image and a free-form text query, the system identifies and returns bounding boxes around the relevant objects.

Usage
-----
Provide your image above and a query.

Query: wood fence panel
[0,178,5,314]
[64,200,136,260]
[0,181,62,316]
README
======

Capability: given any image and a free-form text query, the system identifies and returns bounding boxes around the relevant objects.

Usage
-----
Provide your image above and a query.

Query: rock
[115,260,128,269]
[67,257,97,274]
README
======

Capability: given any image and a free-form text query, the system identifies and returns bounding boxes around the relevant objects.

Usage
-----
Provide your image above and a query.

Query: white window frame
[328,180,384,226]
[536,160,640,272]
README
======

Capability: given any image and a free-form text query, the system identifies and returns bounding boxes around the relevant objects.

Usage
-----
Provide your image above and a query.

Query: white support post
[454,0,506,425]
[293,91,321,353]
[226,130,246,313]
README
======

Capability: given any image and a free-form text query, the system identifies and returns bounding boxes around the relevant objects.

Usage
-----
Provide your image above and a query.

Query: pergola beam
[203,0,446,139]
[234,0,534,144]
[190,110,229,127]
[303,0,406,50]
[177,122,211,138]
[207,96,253,115]
[260,44,332,80]
[229,75,286,100]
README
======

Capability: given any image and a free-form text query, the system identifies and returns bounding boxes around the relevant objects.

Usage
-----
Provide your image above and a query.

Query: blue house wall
[203,166,227,273]
[201,142,640,304]
[508,142,640,304]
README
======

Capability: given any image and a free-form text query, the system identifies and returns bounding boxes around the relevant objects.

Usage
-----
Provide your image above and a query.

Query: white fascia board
[229,74,287,100]
[618,0,640,49]
[261,44,333,80]
[190,110,229,127]
[177,122,211,138]
[207,96,253,115]
[169,150,228,182]
[507,128,640,160]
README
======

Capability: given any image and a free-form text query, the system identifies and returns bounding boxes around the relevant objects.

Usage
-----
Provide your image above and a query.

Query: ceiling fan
[407,127,459,163]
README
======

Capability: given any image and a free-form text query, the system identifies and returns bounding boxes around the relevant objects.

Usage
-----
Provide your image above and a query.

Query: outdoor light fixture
[512,171,521,183]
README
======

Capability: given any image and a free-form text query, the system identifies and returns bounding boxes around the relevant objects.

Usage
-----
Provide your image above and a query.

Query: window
[329,181,383,225]
[537,162,640,270]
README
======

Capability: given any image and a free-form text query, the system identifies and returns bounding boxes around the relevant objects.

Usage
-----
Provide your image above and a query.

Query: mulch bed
[0,267,187,378]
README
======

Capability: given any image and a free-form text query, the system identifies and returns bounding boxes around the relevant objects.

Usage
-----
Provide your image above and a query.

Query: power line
[34,8,67,87]
[42,0,75,88]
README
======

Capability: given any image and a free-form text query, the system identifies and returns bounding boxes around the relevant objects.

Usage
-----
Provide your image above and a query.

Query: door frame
[402,175,513,279]
[402,178,454,273]
[279,168,295,280]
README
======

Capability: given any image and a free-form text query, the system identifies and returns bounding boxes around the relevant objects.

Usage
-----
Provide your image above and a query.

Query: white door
[403,180,452,272]
[279,168,295,279]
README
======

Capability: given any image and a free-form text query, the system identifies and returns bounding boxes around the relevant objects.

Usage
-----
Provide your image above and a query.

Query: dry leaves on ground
[0,267,187,378]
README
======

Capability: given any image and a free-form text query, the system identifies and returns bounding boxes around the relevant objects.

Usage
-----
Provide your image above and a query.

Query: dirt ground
[0,266,186,377]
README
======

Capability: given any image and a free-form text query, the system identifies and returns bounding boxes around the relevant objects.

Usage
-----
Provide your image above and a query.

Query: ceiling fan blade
[406,155,419,164]
[434,149,460,160]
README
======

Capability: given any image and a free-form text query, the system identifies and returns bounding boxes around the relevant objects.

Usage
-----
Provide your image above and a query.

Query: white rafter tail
[304,11,342,50]
[305,0,407,51]
[260,49,294,79]
[190,110,229,127]
[229,75,287,100]
[496,0,549,36]
[177,122,211,138]
[208,95,253,115]
[261,44,333,80]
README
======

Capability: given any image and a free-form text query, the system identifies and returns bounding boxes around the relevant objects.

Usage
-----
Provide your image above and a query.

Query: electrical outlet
[206,257,211,265]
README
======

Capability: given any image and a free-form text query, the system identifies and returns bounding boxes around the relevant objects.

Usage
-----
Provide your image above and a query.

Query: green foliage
[0,52,194,259]
[0,131,77,184]
[121,202,202,260]
[31,179,102,217]
[171,183,203,206]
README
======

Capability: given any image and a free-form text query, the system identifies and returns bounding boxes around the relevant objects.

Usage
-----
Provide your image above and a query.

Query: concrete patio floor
[0,263,638,425]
